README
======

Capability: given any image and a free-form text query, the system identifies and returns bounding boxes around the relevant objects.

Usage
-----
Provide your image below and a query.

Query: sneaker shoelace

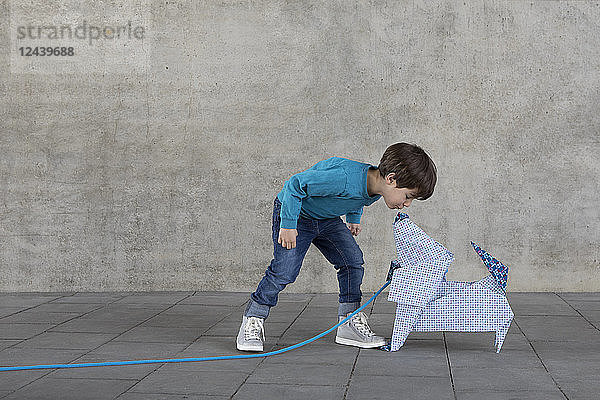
[244,317,265,341]
[350,312,374,337]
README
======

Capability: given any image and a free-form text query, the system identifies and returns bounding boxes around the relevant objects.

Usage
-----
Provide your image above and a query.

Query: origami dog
[385,213,514,353]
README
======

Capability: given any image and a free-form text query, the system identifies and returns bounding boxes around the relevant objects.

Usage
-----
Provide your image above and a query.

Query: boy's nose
[403,199,413,207]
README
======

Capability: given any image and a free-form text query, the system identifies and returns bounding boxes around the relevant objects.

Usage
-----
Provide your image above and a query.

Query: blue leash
[0,280,391,372]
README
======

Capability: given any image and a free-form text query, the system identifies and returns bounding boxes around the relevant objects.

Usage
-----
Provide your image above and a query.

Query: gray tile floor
[0,291,598,400]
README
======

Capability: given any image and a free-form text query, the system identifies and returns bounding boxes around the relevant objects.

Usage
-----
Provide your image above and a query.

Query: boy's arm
[345,208,363,236]
[345,207,364,225]
[279,169,345,229]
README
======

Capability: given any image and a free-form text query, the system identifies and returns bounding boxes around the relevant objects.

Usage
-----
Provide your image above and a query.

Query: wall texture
[1,0,598,292]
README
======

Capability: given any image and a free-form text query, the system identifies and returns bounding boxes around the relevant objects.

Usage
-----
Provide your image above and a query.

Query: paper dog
[385,213,514,353]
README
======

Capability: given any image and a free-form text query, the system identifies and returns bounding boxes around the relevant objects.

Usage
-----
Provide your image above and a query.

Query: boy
[237,143,437,351]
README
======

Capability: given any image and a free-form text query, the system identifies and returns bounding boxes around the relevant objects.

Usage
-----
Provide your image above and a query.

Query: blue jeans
[245,197,365,319]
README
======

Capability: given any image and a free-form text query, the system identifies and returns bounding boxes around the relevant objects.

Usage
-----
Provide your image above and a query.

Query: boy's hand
[278,228,298,249]
[347,223,362,236]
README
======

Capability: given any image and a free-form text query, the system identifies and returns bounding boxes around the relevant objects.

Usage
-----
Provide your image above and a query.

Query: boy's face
[382,174,417,210]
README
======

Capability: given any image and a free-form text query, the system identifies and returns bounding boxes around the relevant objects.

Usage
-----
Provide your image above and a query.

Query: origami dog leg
[387,263,447,351]
[390,304,423,351]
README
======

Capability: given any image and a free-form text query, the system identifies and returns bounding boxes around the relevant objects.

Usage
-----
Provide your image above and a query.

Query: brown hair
[377,143,437,200]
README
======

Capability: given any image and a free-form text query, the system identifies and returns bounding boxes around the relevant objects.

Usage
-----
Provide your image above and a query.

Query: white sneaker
[335,311,386,348]
[236,316,264,352]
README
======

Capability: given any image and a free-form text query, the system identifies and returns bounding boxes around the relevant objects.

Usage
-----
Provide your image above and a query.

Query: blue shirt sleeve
[279,168,346,229]
[345,207,364,224]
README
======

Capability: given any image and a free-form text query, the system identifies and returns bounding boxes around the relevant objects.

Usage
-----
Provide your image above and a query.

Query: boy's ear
[385,173,396,186]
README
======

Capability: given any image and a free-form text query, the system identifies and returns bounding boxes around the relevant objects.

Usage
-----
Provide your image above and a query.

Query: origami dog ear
[471,242,509,291]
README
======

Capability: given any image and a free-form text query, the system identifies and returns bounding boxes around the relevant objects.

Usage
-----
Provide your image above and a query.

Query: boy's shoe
[335,311,386,348]
[236,316,265,352]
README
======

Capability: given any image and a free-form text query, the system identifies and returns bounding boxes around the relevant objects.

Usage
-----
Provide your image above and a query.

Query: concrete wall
[1,0,598,293]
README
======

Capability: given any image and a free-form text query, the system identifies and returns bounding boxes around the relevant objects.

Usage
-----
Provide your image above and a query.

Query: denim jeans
[245,197,365,319]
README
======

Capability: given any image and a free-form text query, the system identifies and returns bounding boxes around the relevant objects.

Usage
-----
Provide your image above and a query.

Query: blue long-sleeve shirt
[276,157,382,229]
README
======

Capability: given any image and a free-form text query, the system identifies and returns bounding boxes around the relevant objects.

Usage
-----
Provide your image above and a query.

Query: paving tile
[47,356,162,380]
[512,303,579,316]
[387,338,448,357]
[86,341,190,360]
[558,292,600,301]
[113,326,202,343]
[0,311,81,324]
[447,348,543,369]
[158,336,265,373]
[279,329,339,343]
[0,308,25,318]
[406,331,444,340]
[370,299,397,314]
[129,369,247,396]
[246,362,352,386]
[119,393,229,400]
[32,303,105,313]
[140,309,224,329]
[182,335,272,356]
[445,332,531,351]
[346,375,454,400]
[354,351,449,377]
[308,293,340,307]
[0,340,20,351]
[44,343,185,380]
[139,314,221,330]
[0,369,49,393]
[277,293,313,302]
[506,292,564,306]
[268,301,309,313]
[579,309,600,322]
[112,292,193,305]
[364,313,395,338]
[288,308,335,321]
[49,294,125,304]
[531,341,600,362]
[49,319,139,333]
[0,323,55,340]
[279,329,340,343]
[2,377,137,400]
[203,317,289,338]
[233,383,345,400]
[455,390,566,400]
[452,366,557,391]
[531,340,600,362]
[294,305,339,316]
[262,341,359,366]
[0,347,87,366]
[178,293,250,307]
[284,315,342,330]
[543,358,600,379]
[0,291,597,399]
[561,300,600,311]
[13,331,117,350]
[516,316,600,341]
[0,295,62,308]
[554,378,600,400]
[80,305,165,322]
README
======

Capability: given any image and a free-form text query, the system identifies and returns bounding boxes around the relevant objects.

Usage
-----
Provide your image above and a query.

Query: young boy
[237,143,437,351]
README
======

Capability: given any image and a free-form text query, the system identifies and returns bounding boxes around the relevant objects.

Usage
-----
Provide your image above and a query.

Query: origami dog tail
[471,242,513,352]
[471,242,509,292]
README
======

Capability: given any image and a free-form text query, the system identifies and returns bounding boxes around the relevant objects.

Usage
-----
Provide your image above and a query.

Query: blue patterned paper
[385,213,514,353]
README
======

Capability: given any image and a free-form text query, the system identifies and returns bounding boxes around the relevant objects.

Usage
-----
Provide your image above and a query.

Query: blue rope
[0,280,390,372]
